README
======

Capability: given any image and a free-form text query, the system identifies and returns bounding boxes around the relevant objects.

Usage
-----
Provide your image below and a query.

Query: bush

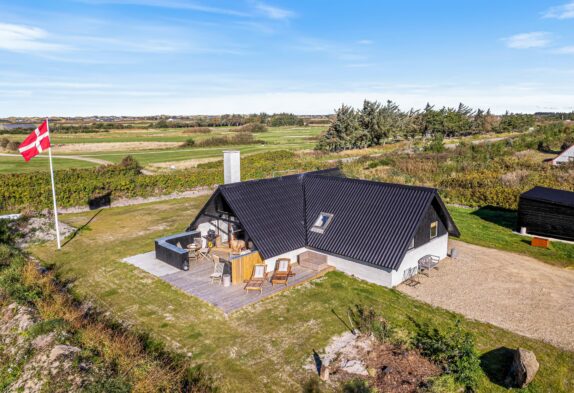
[181,138,196,148]
[0,137,9,148]
[195,132,263,147]
[236,123,268,133]
[341,379,375,393]
[348,304,395,343]
[118,155,141,172]
[412,321,481,391]
[6,141,20,151]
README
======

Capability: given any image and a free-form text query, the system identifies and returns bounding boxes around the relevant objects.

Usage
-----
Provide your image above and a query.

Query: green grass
[0,126,324,173]
[0,155,98,173]
[449,206,574,269]
[30,197,574,392]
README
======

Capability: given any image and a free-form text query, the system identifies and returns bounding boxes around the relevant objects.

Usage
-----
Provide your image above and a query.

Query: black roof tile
[520,186,574,208]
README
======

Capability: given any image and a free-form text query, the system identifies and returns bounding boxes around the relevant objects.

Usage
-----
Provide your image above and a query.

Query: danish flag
[18,120,51,162]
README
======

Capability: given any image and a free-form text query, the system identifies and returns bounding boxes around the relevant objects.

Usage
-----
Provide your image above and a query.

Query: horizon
[1,0,574,117]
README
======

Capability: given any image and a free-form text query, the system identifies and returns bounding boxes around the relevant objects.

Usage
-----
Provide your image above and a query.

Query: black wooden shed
[518,187,574,241]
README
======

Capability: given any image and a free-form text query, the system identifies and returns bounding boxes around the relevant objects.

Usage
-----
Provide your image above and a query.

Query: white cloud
[503,32,552,49]
[356,40,374,45]
[543,1,574,19]
[0,23,70,52]
[78,0,249,17]
[254,2,295,20]
[553,46,574,54]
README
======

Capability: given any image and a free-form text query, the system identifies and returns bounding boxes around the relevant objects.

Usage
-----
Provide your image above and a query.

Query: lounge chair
[271,258,292,286]
[244,264,267,294]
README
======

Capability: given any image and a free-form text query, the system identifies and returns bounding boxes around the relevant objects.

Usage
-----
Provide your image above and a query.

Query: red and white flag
[18,120,51,162]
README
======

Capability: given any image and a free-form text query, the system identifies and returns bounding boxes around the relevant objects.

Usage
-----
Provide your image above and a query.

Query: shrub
[412,321,481,391]
[425,133,445,153]
[236,123,268,133]
[183,127,211,134]
[195,132,263,147]
[118,155,141,172]
[341,379,375,393]
[348,304,395,343]
[6,141,20,151]
[181,138,196,148]
[0,137,9,148]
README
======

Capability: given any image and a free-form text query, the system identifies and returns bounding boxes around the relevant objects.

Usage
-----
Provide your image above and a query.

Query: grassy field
[0,126,325,173]
[449,206,574,269]
[30,197,574,392]
[0,155,99,173]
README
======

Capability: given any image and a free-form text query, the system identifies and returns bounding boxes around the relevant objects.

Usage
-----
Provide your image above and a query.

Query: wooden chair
[194,237,211,261]
[418,255,440,277]
[210,259,225,285]
[244,264,267,294]
[271,258,292,286]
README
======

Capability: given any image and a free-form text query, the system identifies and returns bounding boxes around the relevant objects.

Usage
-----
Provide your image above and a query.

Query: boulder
[340,359,368,376]
[505,348,539,388]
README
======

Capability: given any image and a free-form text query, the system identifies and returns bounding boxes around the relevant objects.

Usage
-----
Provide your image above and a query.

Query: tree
[316,105,367,151]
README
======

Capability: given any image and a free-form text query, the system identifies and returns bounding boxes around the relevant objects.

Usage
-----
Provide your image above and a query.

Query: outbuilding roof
[191,169,459,271]
[520,186,574,209]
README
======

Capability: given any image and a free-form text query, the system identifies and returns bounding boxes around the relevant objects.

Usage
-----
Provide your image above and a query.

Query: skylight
[310,212,333,234]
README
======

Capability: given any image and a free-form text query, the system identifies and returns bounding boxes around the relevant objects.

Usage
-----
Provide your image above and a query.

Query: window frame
[430,221,438,239]
[310,212,334,234]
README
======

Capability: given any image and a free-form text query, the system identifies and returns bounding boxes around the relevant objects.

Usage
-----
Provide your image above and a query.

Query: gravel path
[398,240,574,351]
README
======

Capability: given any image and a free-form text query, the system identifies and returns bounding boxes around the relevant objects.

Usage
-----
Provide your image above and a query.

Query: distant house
[188,167,460,287]
[518,187,574,241]
[552,145,574,166]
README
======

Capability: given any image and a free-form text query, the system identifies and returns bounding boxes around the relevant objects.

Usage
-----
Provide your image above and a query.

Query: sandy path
[0,153,112,166]
[398,240,574,351]
[52,141,181,153]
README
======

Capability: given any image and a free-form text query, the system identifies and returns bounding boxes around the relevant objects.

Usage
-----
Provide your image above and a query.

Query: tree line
[151,112,303,129]
[316,100,536,152]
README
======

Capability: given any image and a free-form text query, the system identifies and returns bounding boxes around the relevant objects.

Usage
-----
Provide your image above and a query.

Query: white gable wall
[261,233,449,288]
[553,145,574,165]
[391,233,449,286]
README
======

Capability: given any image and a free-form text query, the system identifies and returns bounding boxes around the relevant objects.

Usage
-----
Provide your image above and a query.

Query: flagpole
[46,118,61,250]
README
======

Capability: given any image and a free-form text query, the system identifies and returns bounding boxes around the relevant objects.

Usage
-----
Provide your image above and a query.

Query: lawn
[30,197,574,392]
[0,155,98,173]
[449,206,574,269]
[0,126,324,173]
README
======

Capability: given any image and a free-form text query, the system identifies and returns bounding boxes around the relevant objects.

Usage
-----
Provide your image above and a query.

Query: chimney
[223,150,241,184]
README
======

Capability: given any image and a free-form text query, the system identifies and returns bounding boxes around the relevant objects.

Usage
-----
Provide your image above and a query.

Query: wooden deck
[161,260,329,313]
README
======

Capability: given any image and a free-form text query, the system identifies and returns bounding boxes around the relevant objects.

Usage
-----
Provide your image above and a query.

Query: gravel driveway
[398,240,574,351]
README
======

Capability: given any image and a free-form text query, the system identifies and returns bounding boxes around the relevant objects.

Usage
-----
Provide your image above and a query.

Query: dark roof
[305,176,449,270]
[191,169,459,270]
[520,186,574,209]
[219,173,307,259]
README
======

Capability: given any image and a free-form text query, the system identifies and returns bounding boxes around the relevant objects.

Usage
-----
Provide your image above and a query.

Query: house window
[430,221,438,239]
[408,238,415,250]
[310,212,333,234]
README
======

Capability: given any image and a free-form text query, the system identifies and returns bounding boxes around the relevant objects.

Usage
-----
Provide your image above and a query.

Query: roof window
[310,212,333,234]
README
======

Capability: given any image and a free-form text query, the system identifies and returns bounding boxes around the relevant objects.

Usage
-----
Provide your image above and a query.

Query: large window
[430,221,438,239]
[310,212,333,234]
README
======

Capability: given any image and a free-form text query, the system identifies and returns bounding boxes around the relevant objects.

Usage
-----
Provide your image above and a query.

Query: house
[552,144,574,166]
[187,159,460,288]
[518,186,574,241]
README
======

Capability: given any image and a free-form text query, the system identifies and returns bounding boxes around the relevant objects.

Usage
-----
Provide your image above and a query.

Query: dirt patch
[399,240,574,352]
[12,214,76,248]
[52,141,181,153]
[306,332,440,392]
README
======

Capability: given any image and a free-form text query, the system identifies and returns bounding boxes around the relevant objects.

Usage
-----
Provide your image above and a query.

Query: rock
[340,359,368,376]
[320,365,330,381]
[505,348,539,388]
[49,345,81,363]
[31,333,55,350]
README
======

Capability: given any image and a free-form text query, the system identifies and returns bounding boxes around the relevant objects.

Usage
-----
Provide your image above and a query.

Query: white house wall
[263,247,307,272]
[391,234,449,286]
[553,145,574,165]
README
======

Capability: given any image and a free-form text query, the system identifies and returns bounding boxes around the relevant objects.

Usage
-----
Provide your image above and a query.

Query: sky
[1,0,574,116]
